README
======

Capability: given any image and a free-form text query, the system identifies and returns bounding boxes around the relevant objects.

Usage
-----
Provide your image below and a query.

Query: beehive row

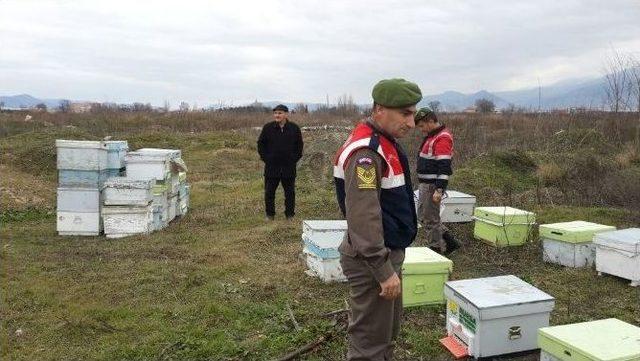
[303,188,640,360]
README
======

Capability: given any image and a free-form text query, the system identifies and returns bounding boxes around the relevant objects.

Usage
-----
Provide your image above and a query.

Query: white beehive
[102,178,154,206]
[441,190,476,223]
[56,140,108,170]
[540,221,616,268]
[57,187,101,213]
[413,189,474,222]
[594,228,640,287]
[302,220,347,249]
[57,211,102,236]
[125,151,172,182]
[103,204,154,238]
[442,275,555,359]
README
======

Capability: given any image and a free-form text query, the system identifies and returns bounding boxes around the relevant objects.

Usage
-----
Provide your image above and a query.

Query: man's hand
[379,272,401,300]
[432,189,443,204]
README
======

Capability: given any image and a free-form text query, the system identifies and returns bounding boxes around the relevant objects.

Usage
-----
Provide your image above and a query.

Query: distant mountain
[3,68,637,112]
[421,75,615,111]
[0,94,64,109]
[420,90,510,111]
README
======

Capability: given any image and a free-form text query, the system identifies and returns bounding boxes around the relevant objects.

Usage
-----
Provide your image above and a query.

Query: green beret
[415,106,435,121]
[372,78,422,108]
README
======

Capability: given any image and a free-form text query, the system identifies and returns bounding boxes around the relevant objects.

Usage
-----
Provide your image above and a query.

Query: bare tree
[58,99,71,113]
[0,101,4,111]
[294,103,309,114]
[627,56,640,145]
[428,100,441,113]
[475,98,495,113]
[628,57,640,114]
[603,49,631,113]
[178,101,190,112]
[336,94,358,115]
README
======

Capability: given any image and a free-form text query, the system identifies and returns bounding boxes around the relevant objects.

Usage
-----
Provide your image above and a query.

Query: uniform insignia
[356,157,373,165]
[356,166,376,189]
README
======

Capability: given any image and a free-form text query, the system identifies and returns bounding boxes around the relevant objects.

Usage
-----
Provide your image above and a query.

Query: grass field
[1,111,640,360]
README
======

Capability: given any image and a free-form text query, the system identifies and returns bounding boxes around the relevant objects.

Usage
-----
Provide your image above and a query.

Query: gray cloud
[1,0,639,106]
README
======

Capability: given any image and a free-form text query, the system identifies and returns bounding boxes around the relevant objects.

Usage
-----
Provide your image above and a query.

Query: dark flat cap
[272,104,289,112]
[372,78,422,108]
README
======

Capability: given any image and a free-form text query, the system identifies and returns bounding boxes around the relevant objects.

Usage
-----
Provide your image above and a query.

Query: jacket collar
[427,124,447,137]
[272,119,289,128]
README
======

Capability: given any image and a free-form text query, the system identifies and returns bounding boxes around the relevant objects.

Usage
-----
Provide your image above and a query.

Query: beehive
[538,318,640,361]
[473,207,536,247]
[301,220,347,282]
[442,275,555,358]
[402,247,452,307]
[540,221,616,268]
[594,228,640,287]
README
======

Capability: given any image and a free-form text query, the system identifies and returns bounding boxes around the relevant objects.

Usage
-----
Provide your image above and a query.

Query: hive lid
[102,204,153,214]
[413,189,476,205]
[473,206,535,225]
[442,190,476,205]
[593,228,640,254]
[402,247,452,274]
[538,318,640,361]
[135,148,181,159]
[445,275,554,309]
[103,177,154,190]
[56,139,107,149]
[125,152,171,163]
[539,221,616,243]
[303,220,347,232]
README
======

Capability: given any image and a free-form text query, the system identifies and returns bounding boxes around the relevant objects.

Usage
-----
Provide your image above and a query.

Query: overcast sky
[1,0,639,107]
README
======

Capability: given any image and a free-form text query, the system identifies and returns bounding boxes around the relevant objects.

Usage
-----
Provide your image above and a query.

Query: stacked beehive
[301,220,347,282]
[102,178,154,238]
[56,140,128,236]
[125,148,188,230]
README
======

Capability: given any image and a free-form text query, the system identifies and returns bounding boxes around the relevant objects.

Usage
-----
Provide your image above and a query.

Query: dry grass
[1,110,640,360]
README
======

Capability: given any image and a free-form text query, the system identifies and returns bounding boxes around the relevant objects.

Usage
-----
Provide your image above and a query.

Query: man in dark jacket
[257,104,303,220]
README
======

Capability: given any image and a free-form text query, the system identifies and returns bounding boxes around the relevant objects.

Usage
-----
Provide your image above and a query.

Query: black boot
[442,231,460,255]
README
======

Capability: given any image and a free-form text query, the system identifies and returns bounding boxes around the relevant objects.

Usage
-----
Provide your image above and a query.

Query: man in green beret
[334,78,421,360]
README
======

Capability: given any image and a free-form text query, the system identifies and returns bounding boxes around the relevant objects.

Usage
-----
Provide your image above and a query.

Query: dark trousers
[264,177,296,217]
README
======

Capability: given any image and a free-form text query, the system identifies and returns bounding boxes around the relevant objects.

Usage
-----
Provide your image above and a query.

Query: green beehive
[538,318,640,361]
[540,221,616,244]
[402,247,453,307]
[473,207,536,247]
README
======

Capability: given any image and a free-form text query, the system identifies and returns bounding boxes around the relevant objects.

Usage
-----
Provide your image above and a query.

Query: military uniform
[334,79,421,360]
[415,109,455,254]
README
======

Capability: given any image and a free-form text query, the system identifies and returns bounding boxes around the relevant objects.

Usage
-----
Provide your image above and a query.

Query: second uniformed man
[334,78,422,360]
[415,107,460,254]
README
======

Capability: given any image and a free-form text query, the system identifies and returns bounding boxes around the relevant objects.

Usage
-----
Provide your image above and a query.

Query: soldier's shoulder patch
[356,164,376,190]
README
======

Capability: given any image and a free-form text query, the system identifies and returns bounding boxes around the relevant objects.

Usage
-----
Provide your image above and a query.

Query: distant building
[463,106,477,113]
[70,102,95,113]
